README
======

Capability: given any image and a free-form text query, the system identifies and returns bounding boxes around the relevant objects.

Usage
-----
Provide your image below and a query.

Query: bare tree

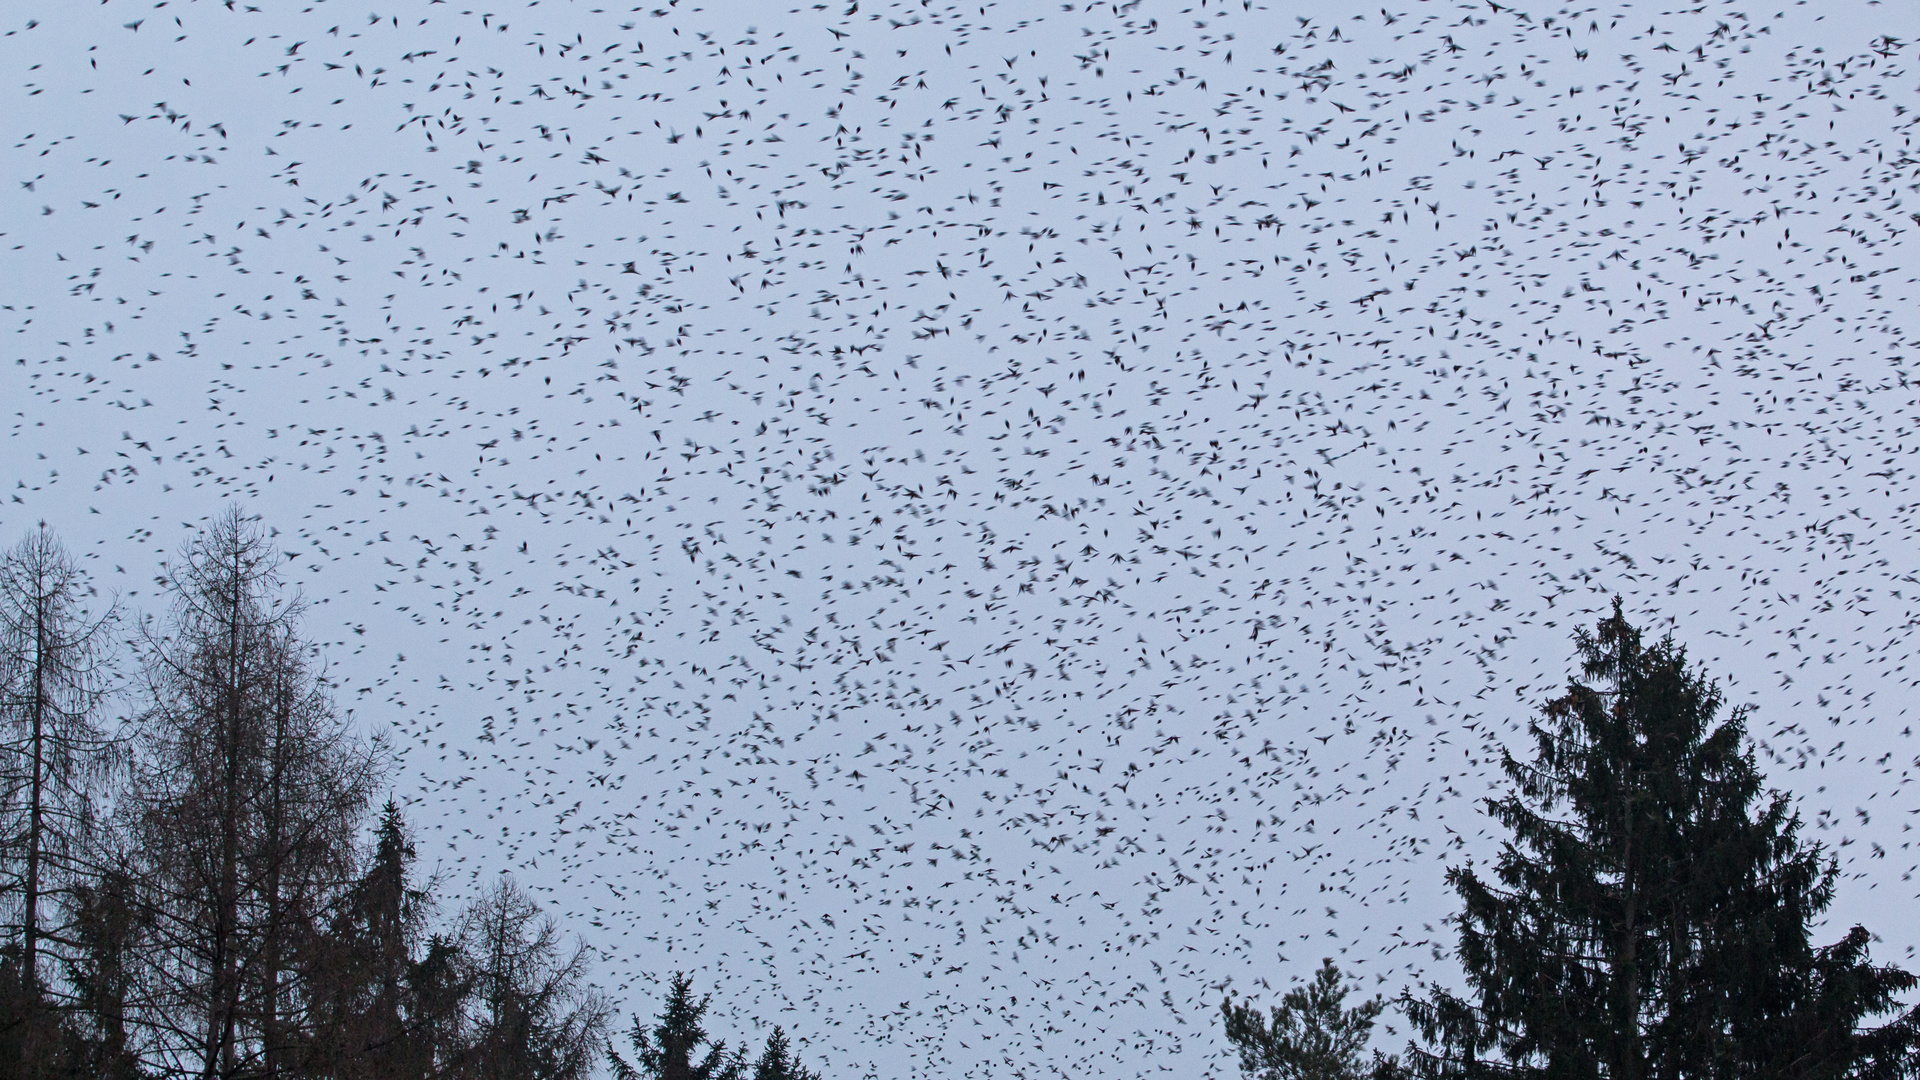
[0,523,119,1071]
[253,633,379,1078]
[127,508,381,1080]
[459,875,609,1080]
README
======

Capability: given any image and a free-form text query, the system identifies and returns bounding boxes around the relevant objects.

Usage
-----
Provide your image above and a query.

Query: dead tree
[0,524,119,1068]
[127,508,380,1080]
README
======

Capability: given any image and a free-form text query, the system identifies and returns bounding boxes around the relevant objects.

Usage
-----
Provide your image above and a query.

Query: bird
[5,3,1918,1080]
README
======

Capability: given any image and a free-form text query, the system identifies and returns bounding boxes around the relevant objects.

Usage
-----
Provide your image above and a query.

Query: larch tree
[1405,600,1920,1080]
[127,508,380,1080]
[458,873,610,1080]
[250,626,378,1077]
[0,524,119,1075]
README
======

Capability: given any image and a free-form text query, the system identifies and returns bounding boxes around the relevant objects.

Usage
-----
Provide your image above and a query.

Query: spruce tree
[307,799,449,1080]
[1222,959,1400,1080]
[751,1026,821,1080]
[62,859,144,1080]
[1405,600,1920,1080]
[609,973,748,1080]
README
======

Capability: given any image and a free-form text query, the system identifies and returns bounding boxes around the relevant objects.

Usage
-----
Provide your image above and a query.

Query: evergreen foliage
[1222,959,1401,1080]
[305,800,460,1080]
[64,861,144,1080]
[1405,600,1920,1080]
[13,517,1911,1080]
[610,975,825,1080]
[751,1027,820,1080]
[610,973,749,1080]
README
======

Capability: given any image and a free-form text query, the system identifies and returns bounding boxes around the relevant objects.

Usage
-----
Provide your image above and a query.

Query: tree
[249,634,377,1079]
[305,799,455,1080]
[608,974,748,1080]
[127,508,380,1080]
[0,525,119,990]
[1222,959,1400,1080]
[459,874,609,1080]
[0,524,119,1076]
[405,931,476,1080]
[750,1026,820,1080]
[62,856,145,1080]
[1405,600,1920,1080]
[610,976,824,1080]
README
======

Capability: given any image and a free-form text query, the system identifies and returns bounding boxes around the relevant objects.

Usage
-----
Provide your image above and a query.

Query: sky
[6,0,1920,1076]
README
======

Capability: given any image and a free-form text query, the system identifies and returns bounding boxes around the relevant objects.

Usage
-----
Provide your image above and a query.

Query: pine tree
[1222,959,1399,1080]
[750,1026,821,1080]
[1405,600,1920,1080]
[608,974,749,1080]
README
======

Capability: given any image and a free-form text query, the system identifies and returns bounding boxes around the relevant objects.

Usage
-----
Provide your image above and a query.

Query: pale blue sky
[6,1,1920,1076]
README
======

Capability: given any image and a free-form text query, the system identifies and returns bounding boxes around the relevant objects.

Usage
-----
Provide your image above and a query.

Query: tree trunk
[260,676,288,1080]
[22,594,47,1001]
[205,551,247,1080]
[130,510,378,1080]
[1616,767,1641,1080]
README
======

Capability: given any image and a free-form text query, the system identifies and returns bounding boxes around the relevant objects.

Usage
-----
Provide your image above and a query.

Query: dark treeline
[0,514,819,1080]
[9,514,1919,1080]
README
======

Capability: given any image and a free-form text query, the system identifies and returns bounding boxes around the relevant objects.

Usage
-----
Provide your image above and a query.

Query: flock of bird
[7,0,1920,1076]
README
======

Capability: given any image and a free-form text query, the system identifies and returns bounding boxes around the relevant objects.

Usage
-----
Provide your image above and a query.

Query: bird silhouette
[4,3,1918,1079]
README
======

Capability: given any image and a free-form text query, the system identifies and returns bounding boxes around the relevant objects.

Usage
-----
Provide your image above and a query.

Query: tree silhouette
[1222,959,1400,1080]
[459,874,609,1080]
[1406,600,1920,1080]
[0,524,120,1078]
[127,508,380,1079]
[609,973,749,1080]
[751,1026,821,1080]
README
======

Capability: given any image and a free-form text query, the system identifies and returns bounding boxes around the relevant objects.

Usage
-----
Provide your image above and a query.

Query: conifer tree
[306,799,452,1080]
[406,931,475,1078]
[609,973,749,1080]
[127,508,379,1079]
[1223,959,1399,1080]
[750,1026,821,1080]
[0,524,120,1078]
[459,874,609,1080]
[1405,600,1920,1080]
[63,858,144,1080]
